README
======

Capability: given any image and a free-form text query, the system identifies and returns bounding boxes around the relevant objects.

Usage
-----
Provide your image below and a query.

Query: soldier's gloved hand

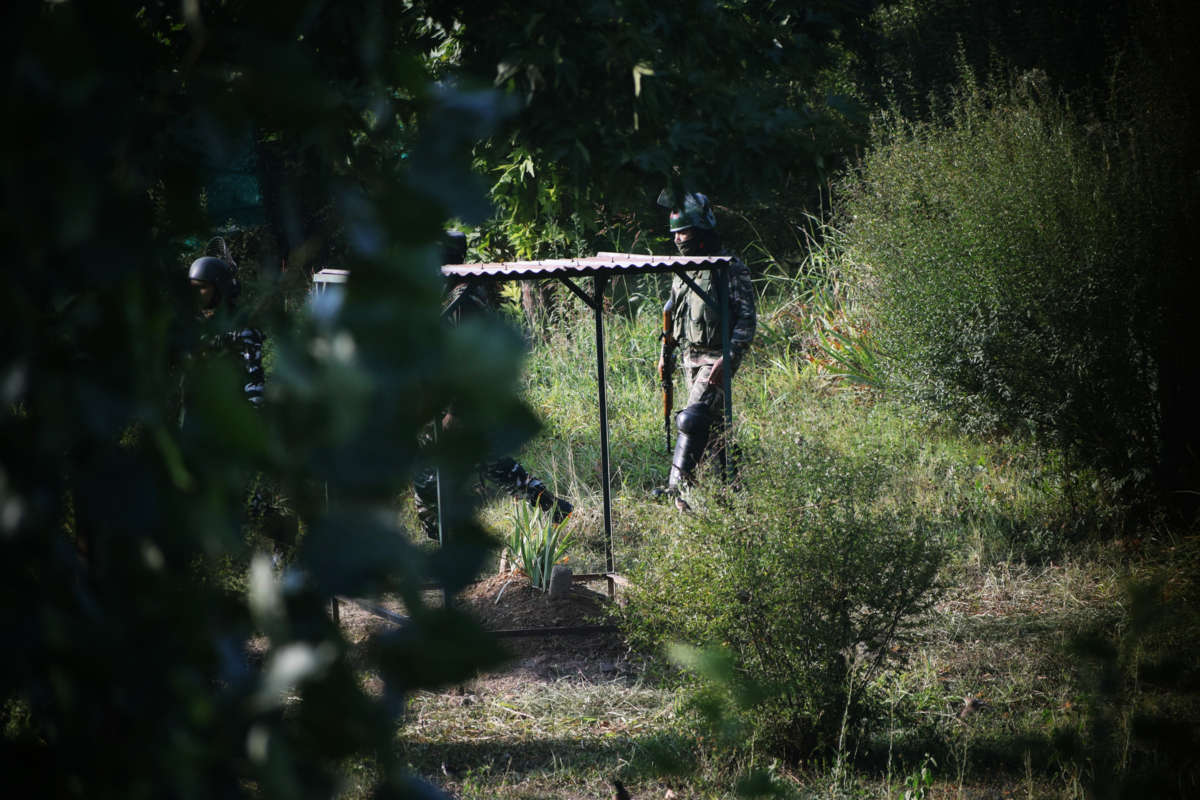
[706,356,725,388]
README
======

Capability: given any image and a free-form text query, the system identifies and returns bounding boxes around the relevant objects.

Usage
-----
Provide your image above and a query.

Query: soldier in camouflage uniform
[657,193,756,496]
[185,254,265,416]
[186,252,293,558]
[184,253,295,561]
[412,231,572,540]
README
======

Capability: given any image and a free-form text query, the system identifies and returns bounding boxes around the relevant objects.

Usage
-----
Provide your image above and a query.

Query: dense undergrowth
[838,74,1167,500]
[334,58,1200,794]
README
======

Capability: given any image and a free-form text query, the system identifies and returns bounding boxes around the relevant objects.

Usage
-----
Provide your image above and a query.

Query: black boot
[486,457,572,523]
[661,403,714,512]
[524,478,574,523]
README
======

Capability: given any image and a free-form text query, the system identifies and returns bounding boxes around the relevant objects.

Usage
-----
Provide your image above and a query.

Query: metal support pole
[433,420,445,549]
[433,416,449,608]
[593,275,614,576]
[558,276,597,310]
[717,264,734,484]
[324,481,341,622]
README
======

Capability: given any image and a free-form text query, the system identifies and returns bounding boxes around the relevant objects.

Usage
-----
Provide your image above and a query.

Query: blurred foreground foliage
[0,0,851,795]
[1069,569,1200,798]
[0,2,532,797]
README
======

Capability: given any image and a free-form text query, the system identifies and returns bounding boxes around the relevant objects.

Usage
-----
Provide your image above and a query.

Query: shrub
[623,441,945,758]
[838,73,1161,495]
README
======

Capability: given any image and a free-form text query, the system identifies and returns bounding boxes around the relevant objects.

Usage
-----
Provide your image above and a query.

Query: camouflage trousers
[682,350,726,412]
[678,348,742,477]
[412,456,566,540]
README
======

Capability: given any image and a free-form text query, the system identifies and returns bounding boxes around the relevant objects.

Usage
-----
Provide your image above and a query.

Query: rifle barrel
[660,298,676,454]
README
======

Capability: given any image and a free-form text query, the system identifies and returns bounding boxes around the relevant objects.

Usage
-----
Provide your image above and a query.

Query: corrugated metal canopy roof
[440,252,731,279]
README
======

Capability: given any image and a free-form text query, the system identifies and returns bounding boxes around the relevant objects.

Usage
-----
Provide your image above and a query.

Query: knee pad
[676,402,712,435]
[670,404,713,489]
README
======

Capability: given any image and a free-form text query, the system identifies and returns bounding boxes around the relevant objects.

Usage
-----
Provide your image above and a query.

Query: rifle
[658,297,677,453]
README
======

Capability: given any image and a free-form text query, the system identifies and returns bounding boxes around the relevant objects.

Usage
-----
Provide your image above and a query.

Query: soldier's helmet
[188,256,238,307]
[660,191,717,232]
[442,230,468,265]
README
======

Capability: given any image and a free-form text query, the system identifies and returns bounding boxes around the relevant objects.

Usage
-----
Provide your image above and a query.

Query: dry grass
[399,665,689,799]
[338,535,1197,800]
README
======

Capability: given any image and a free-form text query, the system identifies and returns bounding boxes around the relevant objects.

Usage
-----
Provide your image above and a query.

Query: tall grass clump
[756,215,883,390]
[504,501,573,591]
[622,438,946,759]
[838,72,1162,500]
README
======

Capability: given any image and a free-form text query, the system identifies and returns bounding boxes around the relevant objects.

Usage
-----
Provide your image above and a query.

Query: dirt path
[335,575,680,799]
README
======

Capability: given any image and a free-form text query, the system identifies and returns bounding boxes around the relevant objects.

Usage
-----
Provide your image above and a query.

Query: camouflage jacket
[196,326,266,409]
[669,250,756,362]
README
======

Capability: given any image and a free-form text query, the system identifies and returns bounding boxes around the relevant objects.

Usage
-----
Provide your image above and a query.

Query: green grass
[381,288,1200,799]
[400,679,688,799]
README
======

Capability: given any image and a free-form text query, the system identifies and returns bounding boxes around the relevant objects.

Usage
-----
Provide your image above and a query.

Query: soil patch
[334,571,633,682]
[457,572,614,632]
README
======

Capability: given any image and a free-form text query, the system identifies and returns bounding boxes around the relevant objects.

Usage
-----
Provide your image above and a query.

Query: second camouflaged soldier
[657,192,756,498]
[185,252,265,415]
[186,249,295,558]
[412,231,572,540]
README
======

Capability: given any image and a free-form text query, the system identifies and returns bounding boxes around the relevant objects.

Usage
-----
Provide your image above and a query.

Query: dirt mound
[332,572,632,683]
[334,572,623,652]
[456,572,632,679]
[457,572,615,632]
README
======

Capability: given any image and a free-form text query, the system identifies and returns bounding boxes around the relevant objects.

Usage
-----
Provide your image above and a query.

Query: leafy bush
[623,441,945,758]
[838,74,1162,494]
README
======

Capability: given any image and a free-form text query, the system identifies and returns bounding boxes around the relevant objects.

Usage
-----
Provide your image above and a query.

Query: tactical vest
[673,270,722,350]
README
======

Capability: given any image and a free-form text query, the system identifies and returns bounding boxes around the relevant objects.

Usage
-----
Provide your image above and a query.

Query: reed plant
[504,500,574,591]
[756,214,883,390]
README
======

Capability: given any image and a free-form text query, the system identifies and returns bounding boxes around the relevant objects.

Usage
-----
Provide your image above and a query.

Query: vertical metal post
[325,481,341,622]
[433,417,448,608]
[593,275,614,576]
[433,419,445,548]
[717,264,734,484]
